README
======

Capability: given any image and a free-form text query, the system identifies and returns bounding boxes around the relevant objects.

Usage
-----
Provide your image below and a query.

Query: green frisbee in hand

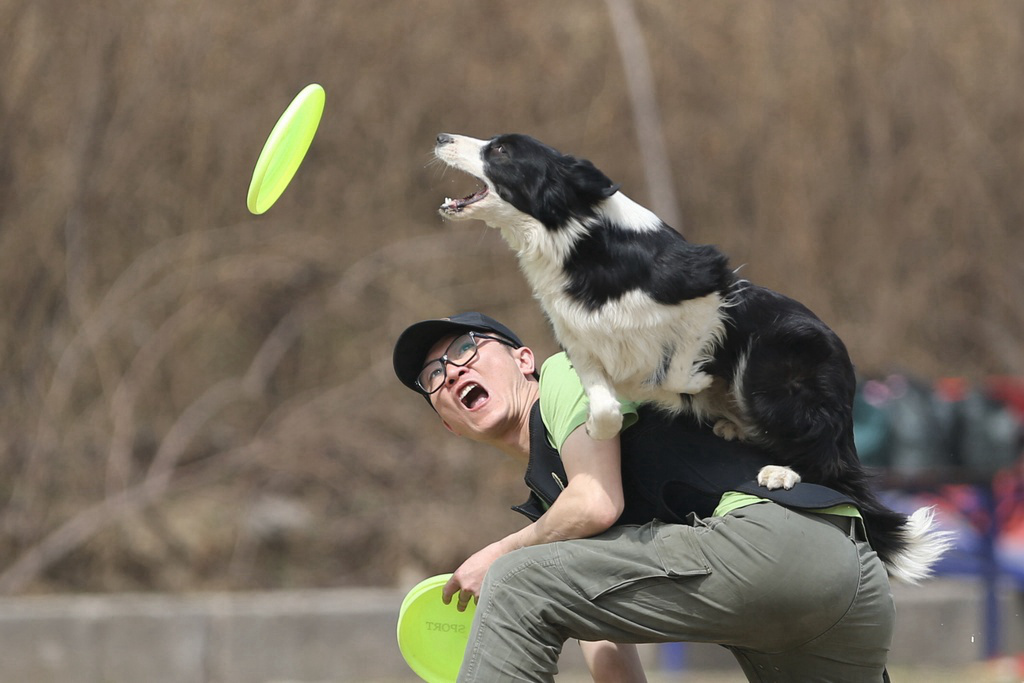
[397,574,476,683]
[246,83,325,214]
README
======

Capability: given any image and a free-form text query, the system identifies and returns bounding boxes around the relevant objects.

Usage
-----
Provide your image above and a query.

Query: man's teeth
[459,383,477,401]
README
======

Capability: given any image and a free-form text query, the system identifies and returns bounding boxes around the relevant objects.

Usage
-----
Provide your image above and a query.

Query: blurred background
[2,0,1024,680]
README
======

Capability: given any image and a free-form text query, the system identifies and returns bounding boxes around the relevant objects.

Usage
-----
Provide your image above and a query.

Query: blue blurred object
[853,374,1024,658]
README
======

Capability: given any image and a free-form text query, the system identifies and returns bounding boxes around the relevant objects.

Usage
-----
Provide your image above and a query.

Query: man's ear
[514,346,536,377]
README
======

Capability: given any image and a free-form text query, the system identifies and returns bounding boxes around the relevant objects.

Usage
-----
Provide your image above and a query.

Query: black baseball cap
[393,312,528,394]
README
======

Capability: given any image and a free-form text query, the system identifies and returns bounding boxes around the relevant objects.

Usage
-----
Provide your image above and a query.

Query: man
[393,312,895,682]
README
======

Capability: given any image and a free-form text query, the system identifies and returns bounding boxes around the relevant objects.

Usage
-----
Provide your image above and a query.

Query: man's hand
[443,541,505,611]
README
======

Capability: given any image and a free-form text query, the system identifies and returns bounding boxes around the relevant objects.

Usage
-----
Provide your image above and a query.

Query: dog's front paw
[586,405,623,441]
[757,465,801,490]
[712,418,742,441]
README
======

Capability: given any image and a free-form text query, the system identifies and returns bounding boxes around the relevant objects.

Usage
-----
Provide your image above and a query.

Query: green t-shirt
[538,352,640,451]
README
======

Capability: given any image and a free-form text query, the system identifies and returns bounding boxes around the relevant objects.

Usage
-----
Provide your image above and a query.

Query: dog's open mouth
[441,185,488,214]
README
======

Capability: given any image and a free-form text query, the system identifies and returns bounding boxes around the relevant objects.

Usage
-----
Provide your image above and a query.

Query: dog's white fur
[437,135,737,442]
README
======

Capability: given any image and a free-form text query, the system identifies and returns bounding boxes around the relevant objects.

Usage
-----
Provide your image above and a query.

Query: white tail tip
[886,506,957,585]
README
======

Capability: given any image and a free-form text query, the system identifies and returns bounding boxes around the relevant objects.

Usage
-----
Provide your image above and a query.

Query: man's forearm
[501,484,622,552]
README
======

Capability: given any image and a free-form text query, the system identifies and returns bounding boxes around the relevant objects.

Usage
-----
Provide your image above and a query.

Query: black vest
[513,401,855,524]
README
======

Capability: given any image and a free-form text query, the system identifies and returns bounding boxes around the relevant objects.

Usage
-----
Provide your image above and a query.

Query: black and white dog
[434,132,950,582]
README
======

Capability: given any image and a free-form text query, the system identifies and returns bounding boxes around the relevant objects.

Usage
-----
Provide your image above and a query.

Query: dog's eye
[487,144,506,158]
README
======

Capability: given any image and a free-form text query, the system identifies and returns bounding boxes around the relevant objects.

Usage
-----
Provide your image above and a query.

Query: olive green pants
[458,502,894,682]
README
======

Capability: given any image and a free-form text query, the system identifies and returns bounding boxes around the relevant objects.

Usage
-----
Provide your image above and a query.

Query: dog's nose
[436,133,454,146]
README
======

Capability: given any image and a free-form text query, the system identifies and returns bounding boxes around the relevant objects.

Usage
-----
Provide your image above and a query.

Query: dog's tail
[853,481,954,584]
[883,506,956,584]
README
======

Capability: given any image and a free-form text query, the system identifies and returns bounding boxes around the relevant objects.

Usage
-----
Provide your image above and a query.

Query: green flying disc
[246,83,325,214]
[397,573,476,683]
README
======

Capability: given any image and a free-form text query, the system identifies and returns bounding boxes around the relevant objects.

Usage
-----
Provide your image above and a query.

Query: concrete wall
[0,578,1018,683]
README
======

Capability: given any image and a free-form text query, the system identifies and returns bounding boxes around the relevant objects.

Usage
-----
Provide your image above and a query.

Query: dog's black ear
[516,150,618,228]
[568,157,619,201]
[531,156,618,227]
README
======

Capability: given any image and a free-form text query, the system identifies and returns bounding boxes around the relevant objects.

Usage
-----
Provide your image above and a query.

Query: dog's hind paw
[757,465,801,490]
[684,371,715,394]
[585,407,623,441]
[712,418,742,441]
[668,370,714,395]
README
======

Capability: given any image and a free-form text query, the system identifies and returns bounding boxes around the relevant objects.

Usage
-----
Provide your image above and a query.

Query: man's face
[425,332,534,439]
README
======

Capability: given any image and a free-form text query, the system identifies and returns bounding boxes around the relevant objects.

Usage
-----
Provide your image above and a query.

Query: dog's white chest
[544,290,726,390]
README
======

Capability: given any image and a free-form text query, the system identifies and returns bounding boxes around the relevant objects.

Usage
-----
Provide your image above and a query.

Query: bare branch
[604,0,681,229]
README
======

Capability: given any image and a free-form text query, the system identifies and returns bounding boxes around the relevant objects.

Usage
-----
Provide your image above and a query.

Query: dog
[433,132,951,582]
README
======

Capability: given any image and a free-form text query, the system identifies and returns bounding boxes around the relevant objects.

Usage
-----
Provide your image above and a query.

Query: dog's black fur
[436,133,947,578]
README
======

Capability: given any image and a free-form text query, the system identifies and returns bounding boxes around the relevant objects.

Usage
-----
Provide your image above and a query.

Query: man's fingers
[444,571,480,611]
[442,576,460,605]
[455,590,477,612]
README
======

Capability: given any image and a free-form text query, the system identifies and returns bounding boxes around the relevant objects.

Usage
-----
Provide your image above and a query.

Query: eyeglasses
[416,331,517,395]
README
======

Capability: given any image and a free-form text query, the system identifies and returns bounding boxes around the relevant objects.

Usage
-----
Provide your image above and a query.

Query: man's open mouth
[459,382,489,409]
[441,185,488,214]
